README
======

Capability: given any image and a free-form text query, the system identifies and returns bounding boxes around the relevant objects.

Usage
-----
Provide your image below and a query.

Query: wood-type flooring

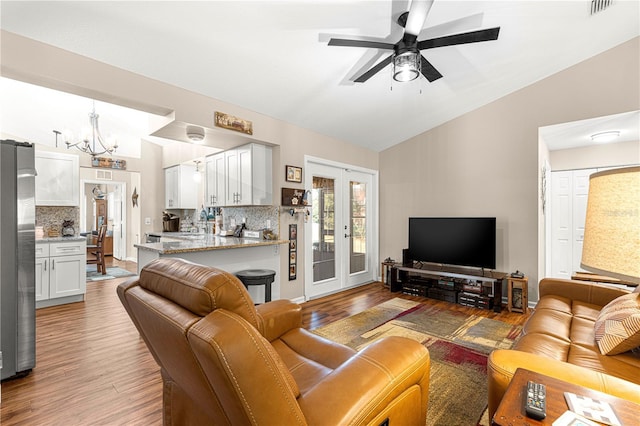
[1,259,530,425]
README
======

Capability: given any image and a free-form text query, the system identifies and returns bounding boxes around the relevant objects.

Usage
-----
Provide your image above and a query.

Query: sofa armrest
[487,349,640,420]
[298,336,430,426]
[256,299,302,341]
[539,278,630,306]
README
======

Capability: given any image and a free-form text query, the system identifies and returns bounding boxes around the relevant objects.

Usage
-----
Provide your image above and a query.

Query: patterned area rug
[312,298,521,426]
[86,266,136,281]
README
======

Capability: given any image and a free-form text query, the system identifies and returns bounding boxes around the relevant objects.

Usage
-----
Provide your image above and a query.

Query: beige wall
[1,30,378,300]
[380,37,639,302]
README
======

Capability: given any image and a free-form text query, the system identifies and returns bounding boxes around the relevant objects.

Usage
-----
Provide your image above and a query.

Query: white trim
[80,179,127,261]
[305,155,378,176]
[303,156,379,301]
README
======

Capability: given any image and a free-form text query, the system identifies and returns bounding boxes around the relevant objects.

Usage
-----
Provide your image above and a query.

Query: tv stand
[390,263,507,312]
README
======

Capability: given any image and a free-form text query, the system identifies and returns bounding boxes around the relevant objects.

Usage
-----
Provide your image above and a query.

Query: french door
[304,159,377,299]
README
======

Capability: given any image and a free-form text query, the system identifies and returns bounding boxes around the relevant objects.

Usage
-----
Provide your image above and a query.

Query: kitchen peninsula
[135,233,288,303]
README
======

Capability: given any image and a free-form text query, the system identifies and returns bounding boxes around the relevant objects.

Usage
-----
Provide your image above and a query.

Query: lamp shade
[580,166,640,284]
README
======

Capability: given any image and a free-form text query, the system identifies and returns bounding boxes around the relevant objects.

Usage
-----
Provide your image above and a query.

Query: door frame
[303,155,379,300]
[80,179,127,260]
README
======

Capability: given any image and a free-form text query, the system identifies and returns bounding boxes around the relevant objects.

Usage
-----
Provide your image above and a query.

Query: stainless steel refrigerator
[0,140,36,381]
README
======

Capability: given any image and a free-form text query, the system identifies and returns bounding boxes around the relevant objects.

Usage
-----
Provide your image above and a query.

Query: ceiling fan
[328,0,500,83]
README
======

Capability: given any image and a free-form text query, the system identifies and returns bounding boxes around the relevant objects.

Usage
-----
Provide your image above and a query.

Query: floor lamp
[580,166,640,284]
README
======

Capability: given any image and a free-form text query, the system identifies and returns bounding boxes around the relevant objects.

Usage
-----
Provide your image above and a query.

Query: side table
[492,368,640,425]
[381,261,395,287]
[507,276,528,313]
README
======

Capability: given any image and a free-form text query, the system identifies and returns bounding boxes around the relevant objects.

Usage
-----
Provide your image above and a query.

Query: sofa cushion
[594,293,640,355]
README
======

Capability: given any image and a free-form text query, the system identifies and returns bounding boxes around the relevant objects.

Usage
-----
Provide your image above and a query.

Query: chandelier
[64,102,118,157]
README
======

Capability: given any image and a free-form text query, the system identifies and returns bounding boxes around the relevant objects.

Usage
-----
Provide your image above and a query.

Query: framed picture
[289,224,297,280]
[286,165,302,183]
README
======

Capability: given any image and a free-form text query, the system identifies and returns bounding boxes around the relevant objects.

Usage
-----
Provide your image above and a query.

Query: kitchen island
[135,233,288,303]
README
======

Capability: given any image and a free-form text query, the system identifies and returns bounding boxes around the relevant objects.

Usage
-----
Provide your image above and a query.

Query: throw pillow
[594,293,640,355]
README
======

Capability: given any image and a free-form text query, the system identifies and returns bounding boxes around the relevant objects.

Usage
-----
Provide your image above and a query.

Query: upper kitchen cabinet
[35,151,79,206]
[165,164,197,209]
[224,143,272,206]
[205,152,225,207]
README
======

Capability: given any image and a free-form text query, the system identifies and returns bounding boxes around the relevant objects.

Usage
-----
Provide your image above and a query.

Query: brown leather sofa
[488,278,640,418]
[118,258,431,425]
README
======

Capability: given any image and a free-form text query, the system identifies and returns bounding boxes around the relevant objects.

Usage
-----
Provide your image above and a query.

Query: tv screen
[408,217,496,269]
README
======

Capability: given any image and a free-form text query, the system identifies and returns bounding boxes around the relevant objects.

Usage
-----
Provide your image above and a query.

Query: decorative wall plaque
[214,111,253,135]
[91,157,126,170]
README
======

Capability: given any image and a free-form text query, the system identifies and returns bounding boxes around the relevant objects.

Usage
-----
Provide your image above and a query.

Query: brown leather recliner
[118,258,431,425]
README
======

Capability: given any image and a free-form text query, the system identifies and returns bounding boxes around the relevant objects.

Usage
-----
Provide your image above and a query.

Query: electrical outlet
[266,220,271,229]
[145,217,151,225]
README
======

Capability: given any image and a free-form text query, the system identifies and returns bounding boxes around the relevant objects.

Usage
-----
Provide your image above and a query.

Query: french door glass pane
[350,181,366,274]
[312,177,335,282]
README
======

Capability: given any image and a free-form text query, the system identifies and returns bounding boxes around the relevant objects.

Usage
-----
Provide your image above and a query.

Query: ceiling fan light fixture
[186,125,205,143]
[393,51,421,82]
[590,131,620,143]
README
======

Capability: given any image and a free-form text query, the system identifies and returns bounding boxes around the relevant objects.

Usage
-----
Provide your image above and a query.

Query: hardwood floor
[1,260,530,425]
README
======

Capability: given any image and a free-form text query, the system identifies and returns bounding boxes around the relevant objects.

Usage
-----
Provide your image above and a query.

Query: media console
[389,263,507,312]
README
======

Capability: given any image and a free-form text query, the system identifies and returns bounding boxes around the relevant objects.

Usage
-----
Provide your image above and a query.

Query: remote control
[525,380,546,420]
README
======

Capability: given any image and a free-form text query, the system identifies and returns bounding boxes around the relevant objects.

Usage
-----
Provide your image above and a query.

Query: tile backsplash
[36,206,80,237]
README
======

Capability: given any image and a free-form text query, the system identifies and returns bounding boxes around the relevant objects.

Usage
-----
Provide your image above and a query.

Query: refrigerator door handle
[44,259,47,271]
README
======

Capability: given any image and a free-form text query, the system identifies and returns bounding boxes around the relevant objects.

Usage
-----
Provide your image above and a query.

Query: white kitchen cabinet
[34,150,79,206]
[205,152,225,207]
[165,164,197,209]
[36,240,86,308]
[224,143,272,206]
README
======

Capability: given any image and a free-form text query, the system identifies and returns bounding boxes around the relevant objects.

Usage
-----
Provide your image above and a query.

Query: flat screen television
[407,217,496,270]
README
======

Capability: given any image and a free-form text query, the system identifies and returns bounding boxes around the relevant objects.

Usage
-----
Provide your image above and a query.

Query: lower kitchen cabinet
[36,239,87,308]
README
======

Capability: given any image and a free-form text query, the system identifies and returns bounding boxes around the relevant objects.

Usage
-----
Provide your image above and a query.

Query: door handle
[44,259,47,271]
[345,233,352,238]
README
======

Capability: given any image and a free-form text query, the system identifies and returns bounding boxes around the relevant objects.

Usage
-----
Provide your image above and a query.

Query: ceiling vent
[591,0,614,15]
[96,169,113,180]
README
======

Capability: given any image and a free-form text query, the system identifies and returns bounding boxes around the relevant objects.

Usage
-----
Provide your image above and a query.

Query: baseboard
[290,296,306,304]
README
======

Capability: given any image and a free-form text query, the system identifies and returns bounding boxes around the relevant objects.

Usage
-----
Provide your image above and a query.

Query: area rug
[312,298,522,426]
[86,266,136,281]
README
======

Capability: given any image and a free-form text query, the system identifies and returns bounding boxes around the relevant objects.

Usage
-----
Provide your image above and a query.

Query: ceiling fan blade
[404,0,435,36]
[354,55,394,83]
[420,56,443,82]
[328,38,395,50]
[417,27,500,50]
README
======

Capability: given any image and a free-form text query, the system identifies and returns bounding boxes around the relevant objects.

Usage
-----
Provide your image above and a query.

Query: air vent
[96,170,113,180]
[591,0,614,15]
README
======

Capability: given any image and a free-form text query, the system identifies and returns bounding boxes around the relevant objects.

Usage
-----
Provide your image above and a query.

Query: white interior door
[306,163,343,298]
[550,169,595,279]
[305,159,378,299]
[111,183,126,260]
[345,170,374,288]
[550,171,572,279]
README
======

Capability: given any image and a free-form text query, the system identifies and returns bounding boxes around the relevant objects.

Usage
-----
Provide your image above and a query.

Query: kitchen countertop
[135,233,288,255]
[36,236,87,243]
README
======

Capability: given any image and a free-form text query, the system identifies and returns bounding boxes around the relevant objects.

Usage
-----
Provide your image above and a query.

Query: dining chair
[87,224,107,275]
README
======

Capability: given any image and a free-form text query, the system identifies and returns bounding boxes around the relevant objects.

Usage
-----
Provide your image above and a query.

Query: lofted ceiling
[1,1,639,153]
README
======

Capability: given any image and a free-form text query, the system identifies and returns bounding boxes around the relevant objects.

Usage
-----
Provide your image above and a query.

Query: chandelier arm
[63,106,117,157]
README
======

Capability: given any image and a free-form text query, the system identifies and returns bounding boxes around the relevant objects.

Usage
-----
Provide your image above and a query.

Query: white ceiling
[1,1,639,153]
[540,110,640,151]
